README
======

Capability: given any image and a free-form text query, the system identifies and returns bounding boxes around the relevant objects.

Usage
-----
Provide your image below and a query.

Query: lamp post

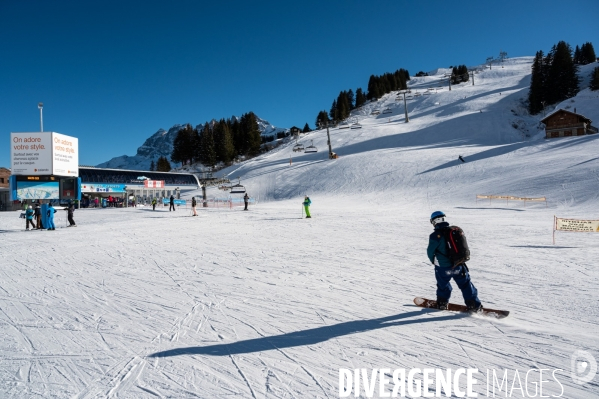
[38,102,44,132]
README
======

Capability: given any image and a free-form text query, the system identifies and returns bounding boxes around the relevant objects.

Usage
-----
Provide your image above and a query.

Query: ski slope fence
[476,194,547,207]
[553,216,599,244]
[203,197,257,209]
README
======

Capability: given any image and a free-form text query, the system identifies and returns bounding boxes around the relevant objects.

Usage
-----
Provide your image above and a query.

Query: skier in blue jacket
[47,203,57,231]
[25,206,35,230]
[427,211,482,312]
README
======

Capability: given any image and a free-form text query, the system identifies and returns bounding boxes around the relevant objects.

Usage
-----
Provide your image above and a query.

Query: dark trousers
[169,203,175,211]
[153,204,156,211]
[26,219,36,229]
[435,265,481,306]
[68,215,76,226]
[244,202,248,210]
[36,215,43,229]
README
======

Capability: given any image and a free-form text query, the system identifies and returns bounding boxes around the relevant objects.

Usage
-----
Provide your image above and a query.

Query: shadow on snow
[148,310,466,358]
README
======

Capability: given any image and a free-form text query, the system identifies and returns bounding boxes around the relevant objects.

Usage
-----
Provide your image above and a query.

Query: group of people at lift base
[150,193,256,215]
[24,202,77,231]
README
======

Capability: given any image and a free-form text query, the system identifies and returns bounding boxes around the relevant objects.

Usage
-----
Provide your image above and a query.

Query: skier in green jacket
[303,196,312,218]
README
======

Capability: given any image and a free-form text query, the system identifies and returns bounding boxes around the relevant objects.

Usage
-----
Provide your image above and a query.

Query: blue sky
[1,0,597,167]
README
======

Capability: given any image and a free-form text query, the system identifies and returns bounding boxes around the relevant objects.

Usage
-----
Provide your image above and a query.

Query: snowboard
[413,297,509,319]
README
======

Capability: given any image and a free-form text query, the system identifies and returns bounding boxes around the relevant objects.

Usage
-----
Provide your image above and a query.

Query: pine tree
[574,45,581,64]
[581,42,596,65]
[302,123,311,133]
[199,122,217,167]
[590,67,599,91]
[337,91,350,121]
[149,160,155,171]
[347,89,355,110]
[546,41,579,104]
[215,119,235,164]
[171,124,195,165]
[316,110,329,127]
[156,156,171,172]
[241,112,262,156]
[355,88,366,108]
[329,99,339,122]
[367,75,380,100]
[528,51,545,114]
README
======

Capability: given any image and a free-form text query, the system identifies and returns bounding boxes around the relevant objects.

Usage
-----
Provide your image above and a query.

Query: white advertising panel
[51,132,78,176]
[10,132,78,177]
[10,132,53,175]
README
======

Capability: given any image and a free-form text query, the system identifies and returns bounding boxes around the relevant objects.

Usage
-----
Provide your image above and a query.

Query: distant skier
[66,203,76,227]
[243,193,249,211]
[303,196,312,218]
[458,155,465,163]
[47,203,57,231]
[25,206,35,230]
[169,195,175,211]
[191,197,198,216]
[34,203,43,229]
[151,198,157,211]
[427,211,482,312]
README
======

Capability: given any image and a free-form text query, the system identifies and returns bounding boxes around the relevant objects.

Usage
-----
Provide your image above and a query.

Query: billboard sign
[80,183,126,193]
[52,132,78,176]
[10,132,78,177]
[16,180,60,200]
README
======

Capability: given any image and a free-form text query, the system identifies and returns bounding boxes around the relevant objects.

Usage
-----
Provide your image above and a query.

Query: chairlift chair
[350,122,362,129]
[371,110,381,115]
[382,108,392,114]
[304,140,318,153]
[292,143,305,152]
[338,122,350,129]
[229,178,246,194]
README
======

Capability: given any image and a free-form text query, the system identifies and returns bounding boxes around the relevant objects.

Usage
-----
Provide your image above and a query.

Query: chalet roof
[541,108,592,124]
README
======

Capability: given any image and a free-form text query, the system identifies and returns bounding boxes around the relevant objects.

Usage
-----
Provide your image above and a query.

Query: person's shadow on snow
[148,310,466,358]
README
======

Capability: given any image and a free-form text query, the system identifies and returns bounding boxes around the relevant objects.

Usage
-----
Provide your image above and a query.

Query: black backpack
[443,226,470,267]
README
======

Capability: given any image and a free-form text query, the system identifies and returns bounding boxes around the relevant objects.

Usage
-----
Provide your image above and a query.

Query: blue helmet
[430,211,446,225]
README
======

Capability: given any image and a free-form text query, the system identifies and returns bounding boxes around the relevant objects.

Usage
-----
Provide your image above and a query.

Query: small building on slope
[541,109,598,139]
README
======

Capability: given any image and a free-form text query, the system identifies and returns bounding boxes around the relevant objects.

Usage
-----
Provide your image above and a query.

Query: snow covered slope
[1,57,598,398]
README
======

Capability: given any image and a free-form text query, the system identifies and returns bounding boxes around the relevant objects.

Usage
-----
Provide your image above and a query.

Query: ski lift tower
[318,121,337,159]
[397,90,411,123]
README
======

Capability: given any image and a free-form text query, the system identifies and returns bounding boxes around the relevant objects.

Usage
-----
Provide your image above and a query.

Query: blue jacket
[26,209,34,220]
[427,221,453,268]
[303,197,311,206]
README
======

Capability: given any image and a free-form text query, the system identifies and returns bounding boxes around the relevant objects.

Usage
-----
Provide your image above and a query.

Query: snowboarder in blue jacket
[427,211,482,312]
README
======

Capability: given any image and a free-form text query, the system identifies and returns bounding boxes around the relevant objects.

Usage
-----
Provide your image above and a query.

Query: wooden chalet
[541,109,598,139]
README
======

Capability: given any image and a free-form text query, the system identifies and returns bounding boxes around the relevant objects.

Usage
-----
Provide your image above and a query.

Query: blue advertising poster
[162,199,187,205]
[80,183,126,193]
[16,181,59,200]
